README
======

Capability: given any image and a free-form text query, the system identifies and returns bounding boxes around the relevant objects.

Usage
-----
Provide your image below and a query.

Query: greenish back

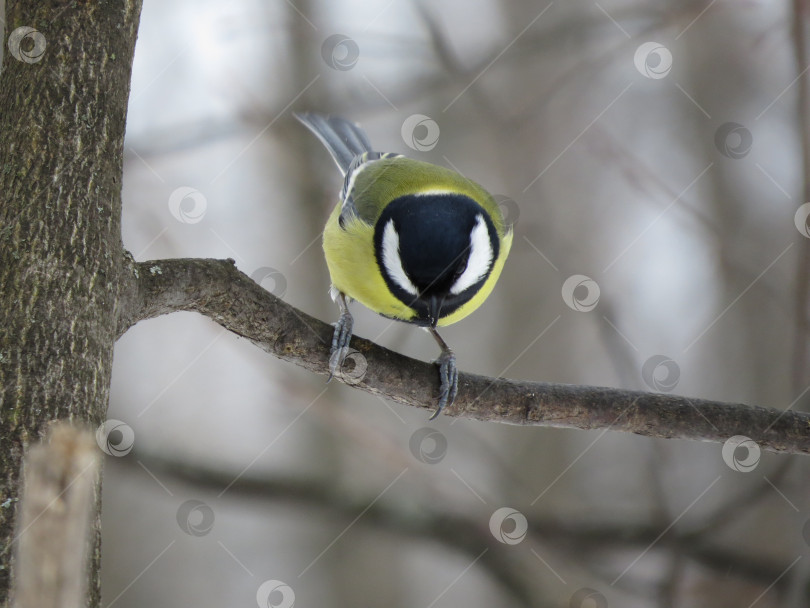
[349,158,509,236]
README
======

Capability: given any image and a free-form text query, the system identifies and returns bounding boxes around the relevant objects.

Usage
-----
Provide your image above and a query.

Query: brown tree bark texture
[122,257,810,456]
[0,2,143,605]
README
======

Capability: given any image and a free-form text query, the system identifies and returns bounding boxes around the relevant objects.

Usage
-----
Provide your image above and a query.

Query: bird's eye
[453,258,468,278]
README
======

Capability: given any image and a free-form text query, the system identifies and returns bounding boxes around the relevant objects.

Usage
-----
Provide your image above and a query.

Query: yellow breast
[322,204,512,326]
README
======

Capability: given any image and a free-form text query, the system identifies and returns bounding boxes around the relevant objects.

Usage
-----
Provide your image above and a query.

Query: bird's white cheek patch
[450,215,493,295]
[381,219,419,296]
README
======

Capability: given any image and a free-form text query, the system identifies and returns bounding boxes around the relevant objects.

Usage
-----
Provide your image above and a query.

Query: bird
[295,112,513,419]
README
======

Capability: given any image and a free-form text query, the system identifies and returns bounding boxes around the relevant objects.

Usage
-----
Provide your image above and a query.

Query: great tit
[296,113,512,418]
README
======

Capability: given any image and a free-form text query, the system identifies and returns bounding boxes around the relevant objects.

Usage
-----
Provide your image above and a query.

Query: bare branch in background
[123,454,551,607]
[125,451,798,603]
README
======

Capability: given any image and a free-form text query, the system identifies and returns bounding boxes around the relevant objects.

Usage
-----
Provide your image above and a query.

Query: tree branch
[122,453,549,607]
[128,451,794,596]
[119,256,810,455]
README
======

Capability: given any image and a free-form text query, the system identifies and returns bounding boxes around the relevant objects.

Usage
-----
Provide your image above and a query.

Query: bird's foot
[430,348,458,420]
[328,303,353,382]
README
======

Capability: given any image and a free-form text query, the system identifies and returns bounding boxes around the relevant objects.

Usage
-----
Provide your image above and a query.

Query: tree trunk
[0,2,142,605]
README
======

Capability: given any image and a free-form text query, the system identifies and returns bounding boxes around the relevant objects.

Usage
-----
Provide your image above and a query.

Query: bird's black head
[373,192,499,326]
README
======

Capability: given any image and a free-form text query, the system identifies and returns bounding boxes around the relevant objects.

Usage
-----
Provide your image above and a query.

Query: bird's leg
[329,292,354,382]
[428,327,458,419]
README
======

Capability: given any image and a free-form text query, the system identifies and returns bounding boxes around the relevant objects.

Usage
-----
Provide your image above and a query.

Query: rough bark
[121,257,810,455]
[0,1,142,605]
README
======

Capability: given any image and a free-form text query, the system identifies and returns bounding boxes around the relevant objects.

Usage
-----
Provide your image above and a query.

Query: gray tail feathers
[295,112,375,176]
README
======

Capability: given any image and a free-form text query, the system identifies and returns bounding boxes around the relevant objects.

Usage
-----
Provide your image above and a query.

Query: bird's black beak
[427,295,443,327]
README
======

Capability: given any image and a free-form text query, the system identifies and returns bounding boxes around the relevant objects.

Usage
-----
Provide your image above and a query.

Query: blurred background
[100,0,809,606]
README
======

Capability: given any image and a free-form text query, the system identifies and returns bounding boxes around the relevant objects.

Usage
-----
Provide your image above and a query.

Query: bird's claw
[328,308,353,382]
[430,349,458,420]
